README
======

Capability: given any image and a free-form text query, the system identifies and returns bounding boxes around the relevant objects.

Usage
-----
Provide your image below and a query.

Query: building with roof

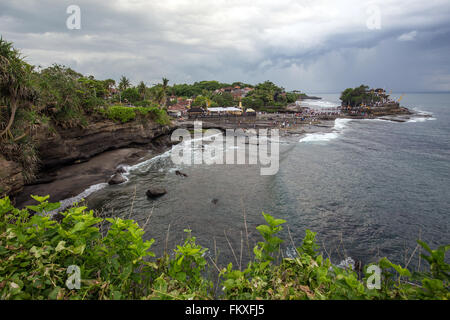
[167,103,188,117]
[187,107,206,117]
[207,107,242,115]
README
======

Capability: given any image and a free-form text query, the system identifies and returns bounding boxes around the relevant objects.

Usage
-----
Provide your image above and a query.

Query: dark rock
[379,117,407,123]
[0,155,24,197]
[33,175,57,185]
[35,119,175,170]
[168,140,181,146]
[115,166,127,174]
[211,198,219,205]
[175,170,188,177]
[108,173,127,185]
[146,187,167,198]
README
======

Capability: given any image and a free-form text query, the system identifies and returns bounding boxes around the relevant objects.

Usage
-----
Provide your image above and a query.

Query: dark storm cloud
[0,0,449,92]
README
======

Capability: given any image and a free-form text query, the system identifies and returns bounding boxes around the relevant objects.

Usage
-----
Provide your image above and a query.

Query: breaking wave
[407,108,437,122]
[299,118,352,143]
[48,182,108,216]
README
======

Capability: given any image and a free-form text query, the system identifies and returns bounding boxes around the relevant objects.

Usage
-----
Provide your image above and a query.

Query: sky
[1,0,450,93]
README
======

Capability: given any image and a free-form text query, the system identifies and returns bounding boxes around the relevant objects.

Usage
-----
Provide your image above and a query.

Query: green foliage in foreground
[99,105,171,125]
[0,196,448,300]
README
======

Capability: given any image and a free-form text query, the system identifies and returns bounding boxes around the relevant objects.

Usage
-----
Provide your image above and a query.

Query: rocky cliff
[0,119,174,198]
[35,119,173,170]
[0,155,24,197]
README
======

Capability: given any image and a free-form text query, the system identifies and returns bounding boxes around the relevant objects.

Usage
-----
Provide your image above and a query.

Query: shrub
[121,88,140,103]
[0,196,155,299]
[0,195,448,300]
[104,105,136,123]
[100,105,170,125]
[134,100,156,108]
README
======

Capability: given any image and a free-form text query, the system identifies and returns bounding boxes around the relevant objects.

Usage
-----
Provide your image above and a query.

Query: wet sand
[14,148,154,207]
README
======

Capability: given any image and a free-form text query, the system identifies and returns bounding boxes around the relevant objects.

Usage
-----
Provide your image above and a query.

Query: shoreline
[13,109,433,209]
[14,146,172,208]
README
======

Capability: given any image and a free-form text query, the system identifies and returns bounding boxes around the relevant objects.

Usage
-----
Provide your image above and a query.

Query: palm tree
[118,76,131,103]
[118,76,131,91]
[137,81,146,100]
[154,87,164,107]
[0,38,34,139]
[161,77,169,109]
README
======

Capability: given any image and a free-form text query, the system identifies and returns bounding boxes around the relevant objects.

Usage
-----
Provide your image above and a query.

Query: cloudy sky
[1,0,449,92]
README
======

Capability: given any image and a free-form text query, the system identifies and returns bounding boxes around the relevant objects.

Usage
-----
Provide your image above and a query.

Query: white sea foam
[52,129,286,210]
[127,149,173,173]
[336,257,356,270]
[334,118,352,130]
[48,182,108,216]
[168,167,182,173]
[406,117,436,123]
[412,107,432,115]
[299,118,351,143]
[406,110,437,123]
[407,108,436,122]
[50,148,174,214]
[299,132,339,143]
[120,132,223,175]
[299,99,340,110]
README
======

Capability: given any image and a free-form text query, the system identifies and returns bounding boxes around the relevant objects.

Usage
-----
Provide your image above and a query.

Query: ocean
[84,93,450,269]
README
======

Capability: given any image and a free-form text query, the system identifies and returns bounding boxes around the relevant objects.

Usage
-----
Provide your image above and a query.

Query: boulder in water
[146,187,167,199]
[108,173,127,185]
[175,170,188,177]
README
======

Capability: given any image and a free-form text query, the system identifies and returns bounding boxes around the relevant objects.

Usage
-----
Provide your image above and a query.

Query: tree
[242,96,264,108]
[118,76,131,104]
[103,79,116,90]
[340,88,354,106]
[339,85,376,108]
[286,92,300,103]
[103,79,116,99]
[121,88,140,104]
[118,76,131,91]
[244,80,285,108]
[172,83,201,97]
[211,92,234,107]
[0,38,34,139]
[160,77,169,109]
[137,81,146,100]
[195,80,222,91]
[78,76,108,100]
[192,95,213,108]
[151,78,170,109]
[231,81,253,88]
[34,64,84,118]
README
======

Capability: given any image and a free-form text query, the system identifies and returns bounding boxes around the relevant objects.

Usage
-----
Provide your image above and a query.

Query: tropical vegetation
[0,195,448,300]
[340,85,383,108]
[0,38,172,185]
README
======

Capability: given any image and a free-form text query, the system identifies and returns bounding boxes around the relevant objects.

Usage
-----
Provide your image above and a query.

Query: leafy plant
[0,197,448,300]
[253,212,286,262]
[104,105,136,123]
[0,195,156,299]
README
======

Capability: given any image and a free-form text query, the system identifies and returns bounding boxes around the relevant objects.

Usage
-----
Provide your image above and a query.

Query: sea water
[84,93,449,268]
